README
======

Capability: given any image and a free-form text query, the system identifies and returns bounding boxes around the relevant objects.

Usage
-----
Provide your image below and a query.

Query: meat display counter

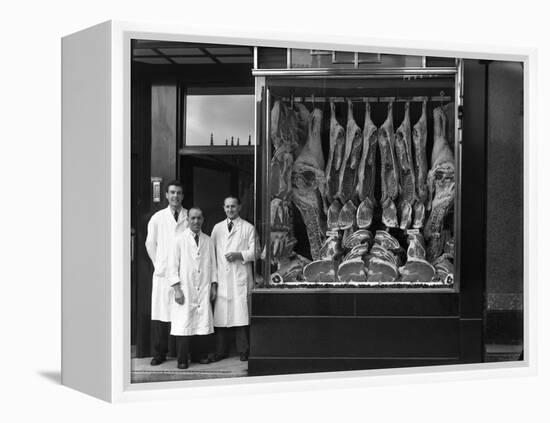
[254,51,462,291]
[248,50,480,377]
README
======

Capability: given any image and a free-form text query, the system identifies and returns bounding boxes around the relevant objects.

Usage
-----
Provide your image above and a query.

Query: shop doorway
[130,40,257,363]
[180,153,255,235]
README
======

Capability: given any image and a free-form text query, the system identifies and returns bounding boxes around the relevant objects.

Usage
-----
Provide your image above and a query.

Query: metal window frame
[255,60,463,292]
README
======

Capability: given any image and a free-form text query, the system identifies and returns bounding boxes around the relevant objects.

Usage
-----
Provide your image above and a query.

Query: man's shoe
[212,353,228,362]
[239,353,249,362]
[199,357,211,365]
[177,361,188,370]
[150,357,165,366]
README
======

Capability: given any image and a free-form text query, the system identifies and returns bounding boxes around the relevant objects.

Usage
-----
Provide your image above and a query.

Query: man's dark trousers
[151,320,170,360]
[215,326,249,355]
[175,335,210,364]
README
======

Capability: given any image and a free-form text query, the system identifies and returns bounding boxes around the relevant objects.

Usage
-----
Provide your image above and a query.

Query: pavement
[131,355,248,383]
[131,344,522,383]
[485,344,523,362]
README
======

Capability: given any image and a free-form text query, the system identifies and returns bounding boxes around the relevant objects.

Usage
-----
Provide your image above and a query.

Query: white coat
[211,217,258,327]
[167,229,217,336]
[145,206,188,322]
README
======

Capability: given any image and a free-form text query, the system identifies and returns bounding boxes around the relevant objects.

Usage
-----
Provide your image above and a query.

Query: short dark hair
[224,195,241,205]
[165,180,183,193]
[189,207,203,217]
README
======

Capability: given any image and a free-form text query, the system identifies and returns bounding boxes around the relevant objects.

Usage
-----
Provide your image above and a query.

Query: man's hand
[210,283,218,302]
[173,285,185,305]
[225,252,243,263]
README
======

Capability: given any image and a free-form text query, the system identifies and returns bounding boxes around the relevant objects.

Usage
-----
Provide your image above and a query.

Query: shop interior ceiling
[132,41,254,65]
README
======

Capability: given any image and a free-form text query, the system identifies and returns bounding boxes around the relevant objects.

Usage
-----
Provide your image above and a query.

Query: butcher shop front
[131,40,524,380]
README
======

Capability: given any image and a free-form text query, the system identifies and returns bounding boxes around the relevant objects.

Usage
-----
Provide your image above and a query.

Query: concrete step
[484,343,523,362]
[131,355,247,383]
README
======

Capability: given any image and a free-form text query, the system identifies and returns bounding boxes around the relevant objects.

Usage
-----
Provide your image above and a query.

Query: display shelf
[258,281,454,289]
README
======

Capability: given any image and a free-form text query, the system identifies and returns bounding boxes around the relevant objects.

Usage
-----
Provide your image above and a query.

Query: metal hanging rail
[277,95,453,103]
[252,67,457,78]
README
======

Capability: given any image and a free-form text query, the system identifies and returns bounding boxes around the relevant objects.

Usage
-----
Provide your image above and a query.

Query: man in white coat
[145,180,188,366]
[168,208,217,369]
[211,196,258,362]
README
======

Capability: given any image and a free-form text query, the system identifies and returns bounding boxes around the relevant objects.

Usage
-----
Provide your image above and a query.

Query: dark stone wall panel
[486,61,524,294]
[251,316,460,358]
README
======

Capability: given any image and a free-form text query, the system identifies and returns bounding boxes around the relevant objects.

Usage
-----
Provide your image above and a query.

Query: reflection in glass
[185,95,255,146]
[267,78,456,287]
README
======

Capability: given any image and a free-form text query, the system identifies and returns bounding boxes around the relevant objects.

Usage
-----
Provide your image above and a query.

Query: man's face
[188,209,204,233]
[165,185,183,208]
[224,198,241,220]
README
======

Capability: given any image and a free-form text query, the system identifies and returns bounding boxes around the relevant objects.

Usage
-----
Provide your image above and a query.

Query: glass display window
[256,69,460,290]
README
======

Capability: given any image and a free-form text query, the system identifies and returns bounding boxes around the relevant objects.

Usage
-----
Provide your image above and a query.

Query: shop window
[184,93,255,146]
[263,75,458,289]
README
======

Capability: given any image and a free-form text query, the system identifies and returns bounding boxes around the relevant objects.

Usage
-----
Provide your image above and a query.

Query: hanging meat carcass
[427,229,452,265]
[333,99,362,230]
[338,199,357,230]
[356,101,378,229]
[292,108,327,261]
[319,234,344,261]
[269,100,301,268]
[271,254,311,284]
[398,233,436,282]
[294,102,311,152]
[325,101,346,204]
[327,199,342,231]
[270,198,296,259]
[433,255,455,284]
[406,232,427,260]
[337,99,363,205]
[378,102,400,228]
[444,236,455,259]
[303,234,342,283]
[270,99,298,152]
[394,101,417,230]
[442,101,455,150]
[325,100,346,231]
[424,106,455,261]
[270,100,300,200]
[412,99,429,228]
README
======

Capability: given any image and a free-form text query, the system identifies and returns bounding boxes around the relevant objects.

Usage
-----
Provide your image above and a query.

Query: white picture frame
[61,20,536,403]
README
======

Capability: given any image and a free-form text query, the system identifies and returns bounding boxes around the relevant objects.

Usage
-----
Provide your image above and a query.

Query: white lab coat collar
[185,228,203,253]
[166,206,186,224]
[226,217,241,236]
[185,228,203,239]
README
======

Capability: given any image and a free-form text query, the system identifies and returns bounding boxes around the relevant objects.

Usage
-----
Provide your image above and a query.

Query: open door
[180,153,255,235]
